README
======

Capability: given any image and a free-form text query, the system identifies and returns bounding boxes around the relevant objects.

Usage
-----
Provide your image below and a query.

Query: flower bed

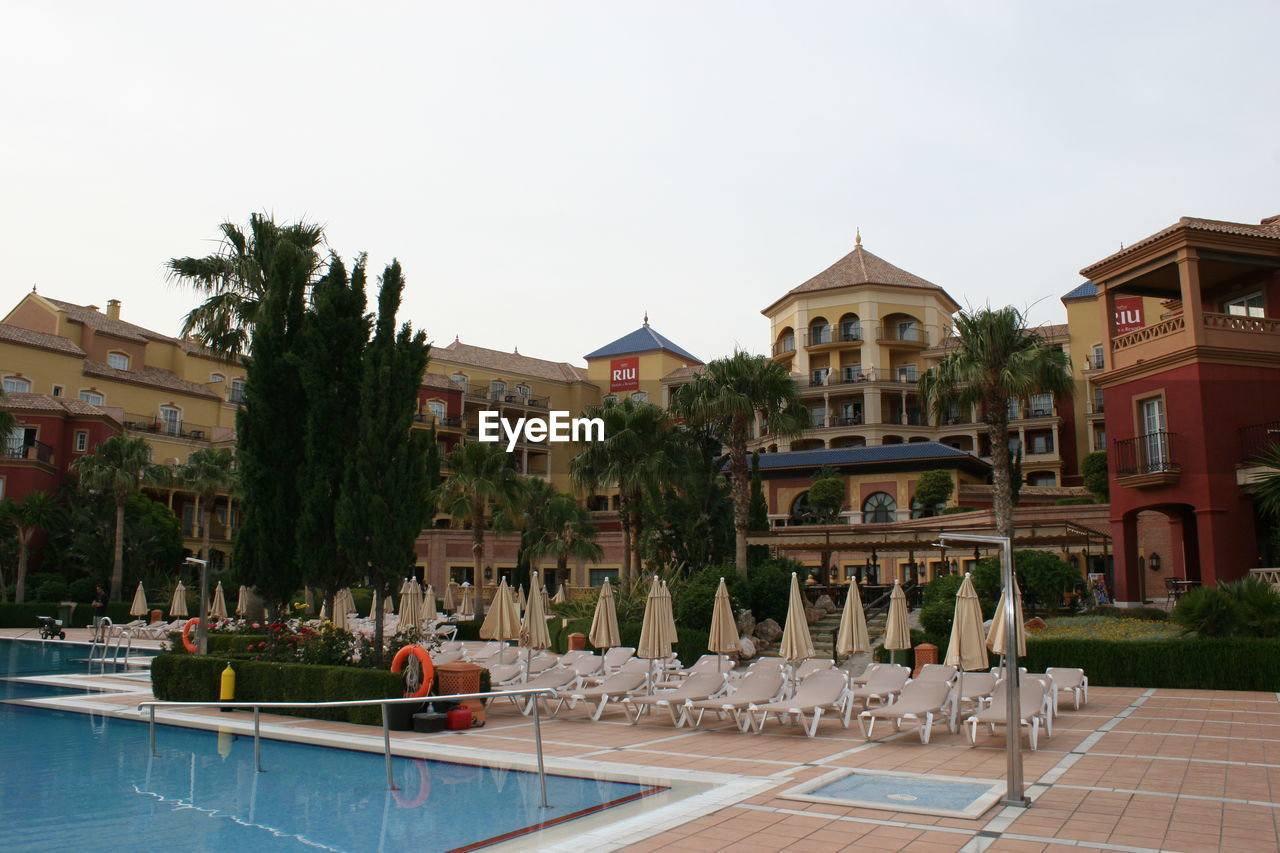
[1031,615,1179,642]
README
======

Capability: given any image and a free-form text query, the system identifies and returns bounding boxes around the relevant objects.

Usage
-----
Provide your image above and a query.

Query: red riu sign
[1113,297,1145,335]
[610,357,639,392]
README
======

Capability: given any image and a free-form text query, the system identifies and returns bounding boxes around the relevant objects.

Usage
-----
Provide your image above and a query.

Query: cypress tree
[234,240,309,615]
[294,254,371,618]
[336,260,432,657]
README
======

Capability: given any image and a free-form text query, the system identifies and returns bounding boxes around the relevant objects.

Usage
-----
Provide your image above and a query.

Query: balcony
[1082,354,1105,374]
[804,325,862,350]
[772,337,797,359]
[876,326,930,348]
[412,413,463,430]
[3,439,53,465]
[122,414,212,442]
[1114,430,1180,488]
[1239,420,1280,462]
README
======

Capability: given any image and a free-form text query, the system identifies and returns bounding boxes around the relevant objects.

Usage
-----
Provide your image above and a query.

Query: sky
[3,1,1278,366]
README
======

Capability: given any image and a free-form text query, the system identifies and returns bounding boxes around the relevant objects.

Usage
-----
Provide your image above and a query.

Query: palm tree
[181,448,237,570]
[167,213,326,359]
[527,492,604,582]
[72,435,157,599]
[570,399,679,584]
[437,442,522,615]
[670,351,807,576]
[919,306,1072,538]
[1,491,62,603]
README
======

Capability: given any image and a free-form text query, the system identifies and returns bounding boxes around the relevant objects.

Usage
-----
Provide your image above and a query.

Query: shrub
[922,574,963,607]
[1015,550,1081,613]
[1022,636,1280,690]
[1081,451,1109,502]
[913,470,955,513]
[940,506,978,515]
[744,558,798,626]
[34,578,68,602]
[0,601,133,628]
[919,599,956,637]
[673,565,740,632]
[1055,496,1095,506]
[1092,605,1169,622]
[1173,578,1280,638]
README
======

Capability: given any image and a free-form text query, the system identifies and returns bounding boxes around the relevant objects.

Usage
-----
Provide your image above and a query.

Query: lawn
[1032,614,1180,642]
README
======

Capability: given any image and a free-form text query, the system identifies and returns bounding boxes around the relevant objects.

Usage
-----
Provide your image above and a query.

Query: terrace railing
[1239,420,1280,462]
[3,439,53,463]
[1113,430,1179,476]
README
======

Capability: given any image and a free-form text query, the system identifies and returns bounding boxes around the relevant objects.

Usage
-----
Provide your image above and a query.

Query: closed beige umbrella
[331,588,354,631]
[208,581,228,621]
[443,581,457,612]
[400,579,422,634]
[169,581,188,618]
[540,584,550,614]
[660,581,678,642]
[707,577,739,672]
[235,585,250,617]
[520,572,552,673]
[947,574,988,671]
[779,572,816,664]
[422,584,438,625]
[517,584,527,616]
[479,579,520,641]
[883,580,912,665]
[836,579,871,658]
[588,578,620,649]
[987,575,1027,659]
[460,585,475,618]
[551,584,567,605]
[129,582,148,618]
[637,577,676,680]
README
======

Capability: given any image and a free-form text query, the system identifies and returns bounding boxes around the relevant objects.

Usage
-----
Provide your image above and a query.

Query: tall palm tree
[570,399,679,584]
[167,213,326,359]
[670,351,807,576]
[437,442,522,615]
[182,448,237,569]
[527,492,604,581]
[1,491,62,603]
[919,306,1072,538]
[72,435,157,599]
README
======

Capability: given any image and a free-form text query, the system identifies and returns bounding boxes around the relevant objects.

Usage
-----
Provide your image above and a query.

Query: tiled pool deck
[7,628,1278,852]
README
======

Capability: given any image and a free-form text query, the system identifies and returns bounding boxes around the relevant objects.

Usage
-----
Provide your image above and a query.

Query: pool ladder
[87,621,136,674]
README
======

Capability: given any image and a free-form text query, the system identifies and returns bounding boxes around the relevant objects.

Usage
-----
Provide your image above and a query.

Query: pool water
[1,636,154,675]
[1,640,664,852]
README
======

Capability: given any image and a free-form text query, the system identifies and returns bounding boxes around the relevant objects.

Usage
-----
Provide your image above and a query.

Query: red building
[1,392,121,501]
[1083,214,1280,603]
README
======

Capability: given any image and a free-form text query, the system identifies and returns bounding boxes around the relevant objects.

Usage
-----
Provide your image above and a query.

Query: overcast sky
[4,2,1278,366]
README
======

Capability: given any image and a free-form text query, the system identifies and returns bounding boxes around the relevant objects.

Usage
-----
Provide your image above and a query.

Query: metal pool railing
[137,688,557,807]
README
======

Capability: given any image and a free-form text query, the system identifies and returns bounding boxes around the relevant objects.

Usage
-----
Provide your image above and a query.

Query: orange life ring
[392,758,432,808]
[390,644,435,698]
[181,618,200,653]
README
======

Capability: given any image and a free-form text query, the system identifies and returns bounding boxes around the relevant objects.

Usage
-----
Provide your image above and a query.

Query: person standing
[92,585,109,642]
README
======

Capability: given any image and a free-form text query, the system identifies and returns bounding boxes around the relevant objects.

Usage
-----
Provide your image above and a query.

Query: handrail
[138,687,556,806]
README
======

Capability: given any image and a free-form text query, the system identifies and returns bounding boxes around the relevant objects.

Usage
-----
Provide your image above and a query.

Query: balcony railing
[3,439,53,464]
[805,367,918,387]
[772,337,796,356]
[228,386,247,405]
[122,415,212,442]
[804,326,862,347]
[1239,420,1280,462]
[1112,315,1185,352]
[413,413,462,428]
[1114,431,1179,476]
[876,327,930,346]
[1204,312,1280,335]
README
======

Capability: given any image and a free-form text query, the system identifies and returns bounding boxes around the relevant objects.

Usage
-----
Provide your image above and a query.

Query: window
[1028,433,1054,455]
[3,377,31,393]
[601,394,618,406]
[589,568,620,587]
[897,320,920,342]
[51,385,64,397]
[1027,472,1057,487]
[107,352,130,370]
[809,318,831,345]
[1224,292,1264,318]
[160,406,182,436]
[811,368,830,385]
[839,314,861,341]
[1090,344,1104,370]
[862,492,898,524]
[210,372,225,383]
[790,491,813,523]
[6,426,34,457]
[810,406,826,428]
[515,383,531,400]
[74,431,88,452]
[1094,426,1106,451]
[897,365,918,382]
[1029,394,1052,417]
[1140,396,1169,470]
[79,390,104,405]
[489,380,506,401]
[450,372,467,388]
[427,400,446,419]
[229,379,247,404]
[630,391,648,403]
[1007,399,1020,420]
[1092,387,1105,414]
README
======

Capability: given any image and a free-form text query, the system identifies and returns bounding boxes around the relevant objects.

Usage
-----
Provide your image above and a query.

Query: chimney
[106,299,121,320]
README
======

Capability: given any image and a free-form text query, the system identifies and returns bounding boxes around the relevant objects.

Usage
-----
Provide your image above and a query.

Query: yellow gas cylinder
[219,662,236,712]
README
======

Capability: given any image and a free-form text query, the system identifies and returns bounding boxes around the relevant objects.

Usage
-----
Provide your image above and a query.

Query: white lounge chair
[1046,667,1088,709]
[914,663,957,683]
[601,646,635,673]
[621,673,726,725]
[550,670,649,720]
[794,659,836,681]
[965,679,1050,750]
[745,670,850,737]
[504,668,579,715]
[846,664,909,708]
[858,679,954,743]
[949,671,997,730]
[679,669,786,729]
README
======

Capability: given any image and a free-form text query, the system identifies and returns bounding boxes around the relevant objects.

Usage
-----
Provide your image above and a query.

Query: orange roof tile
[82,361,221,400]
[435,341,589,384]
[0,323,86,356]
[1082,215,1280,275]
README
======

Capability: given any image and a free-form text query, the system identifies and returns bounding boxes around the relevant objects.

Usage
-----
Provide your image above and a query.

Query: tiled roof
[1038,323,1070,339]
[1060,280,1098,301]
[584,325,702,363]
[435,341,589,384]
[753,442,988,471]
[47,299,175,344]
[1082,216,1280,275]
[2,391,116,418]
[422,372,460,391]
[0,323,86,356]
[82,361,221,400]
[764,242,959,313]
[661,365,703,382]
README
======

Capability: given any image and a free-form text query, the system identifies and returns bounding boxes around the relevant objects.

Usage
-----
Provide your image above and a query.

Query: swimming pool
[1,640,666,852]
[1,635,154,675]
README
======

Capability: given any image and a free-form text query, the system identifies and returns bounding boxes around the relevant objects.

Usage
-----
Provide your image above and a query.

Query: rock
[1024,617,1048,633]
[736,609,756,637]
[738,636,756,659]
[814,594,837,613]
[805,607,825,624]
[755,618,782,643]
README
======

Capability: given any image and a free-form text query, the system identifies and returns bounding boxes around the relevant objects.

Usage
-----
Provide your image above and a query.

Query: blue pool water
[1,636,154,675]
[1,640,663,852]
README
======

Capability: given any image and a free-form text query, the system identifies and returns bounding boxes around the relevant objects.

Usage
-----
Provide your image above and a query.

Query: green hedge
[1021,637,1280,690]
[166,634,268,654]
[150,654,404,725]
[0,601,136,629]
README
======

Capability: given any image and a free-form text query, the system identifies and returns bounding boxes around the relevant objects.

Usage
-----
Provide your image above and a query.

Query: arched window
[210,372,225,383]
[601,394,619,406]
[3,376,31,393]
[790,491,813,523]
[630,391,648,403]
[107,352,130,371]
[427,400,446,419]
[809,316,831,345]
[489,379,506,401]
[515,383,531,400]
[839,313,861,341]
[862,492,897,524]
[451,372,467,387]
[79,390,105,406]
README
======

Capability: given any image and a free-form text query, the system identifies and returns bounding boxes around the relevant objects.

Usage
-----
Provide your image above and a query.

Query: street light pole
[935,532,1028,808]
[186,557,209,655]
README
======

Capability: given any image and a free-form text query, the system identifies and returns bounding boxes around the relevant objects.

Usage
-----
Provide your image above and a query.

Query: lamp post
[934,532,1028,808]
[186,556,209,655]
